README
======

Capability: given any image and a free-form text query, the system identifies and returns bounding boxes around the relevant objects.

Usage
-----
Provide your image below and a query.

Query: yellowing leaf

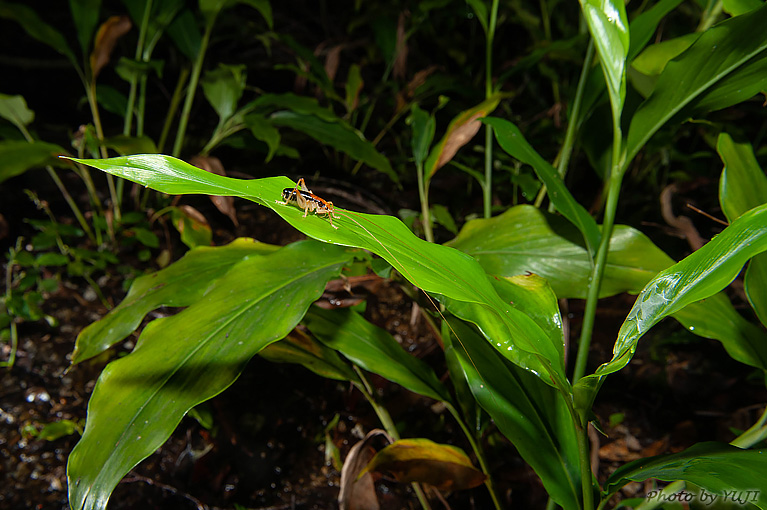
[361,438,486,491]
[90,16,132,79]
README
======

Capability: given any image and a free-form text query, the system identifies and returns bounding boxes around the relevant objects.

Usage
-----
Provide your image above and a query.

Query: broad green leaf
[70,154,569,389]
[67,240,352,510]
[303,307,450,402]
[0,1,78,67]
[270,111,398,183]
[444,318,581,510]
[627,0,684,61]
[626,4,767,163]
[72,238,279,363]
[447,205,669,299]
[672,293,767,372]
[579,0,629,119]
[410,104,435,167]
[631,33,699,76]
[202,64,247,122]
[0,93,34,129]
[96,84,128,117]
[605,442,767,509]
[361,438,486,491]
[69,0,101,55]
[718,132,767,329]
[165,8,201,60]
[424,94,501,179]
[259,329,359,382]
[576,204,767,404]
[0,141,67,184]
[483,118,601,258]
[723,0,765,16]
[243,113,280,162]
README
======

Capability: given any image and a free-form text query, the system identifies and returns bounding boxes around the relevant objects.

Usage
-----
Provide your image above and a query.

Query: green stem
[697,0,723,32]
[576,417,595,510]
[731,405,767,448]
[416,162,434,242]
[172,20,214,157]
[483,0,500,219]
[87,80,121,223]
[158,67,190,153]
[444,402,503,510]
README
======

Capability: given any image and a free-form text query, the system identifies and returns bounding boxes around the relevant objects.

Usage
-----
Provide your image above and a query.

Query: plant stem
[444,401,503,510]
[172,20,214,157]
[158,67,190,153]
[87,80,121,223]
[576,417,595,510]
[124,0,154,136]
[483,0,500,219]
[416,162,434,242]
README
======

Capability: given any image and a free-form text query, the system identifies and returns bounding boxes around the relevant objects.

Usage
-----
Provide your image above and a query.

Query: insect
[279,178,340,229]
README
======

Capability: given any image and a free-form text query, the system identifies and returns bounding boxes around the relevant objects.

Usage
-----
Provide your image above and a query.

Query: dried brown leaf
[339,429,392,510]
[189,155,239,226]
[90,16,132,79]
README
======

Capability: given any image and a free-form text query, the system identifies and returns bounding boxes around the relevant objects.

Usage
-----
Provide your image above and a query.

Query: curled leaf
[339,429,393,510]
[90,15,132,79]
[361,438,487,491]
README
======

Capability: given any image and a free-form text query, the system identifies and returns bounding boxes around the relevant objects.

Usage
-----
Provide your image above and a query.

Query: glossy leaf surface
[577,204,767,401]
[72,238,279,363]
[579,0,629,119]
[483,118,601,257]
[70,154,569,388]
[259,329,359,383]
[68,241,352,510]
[303,307,449,402]
[444,318,581,510]
[361,438,487,491]
[605,442,767,508]
[447,205,670,299]
[626,4,767,162]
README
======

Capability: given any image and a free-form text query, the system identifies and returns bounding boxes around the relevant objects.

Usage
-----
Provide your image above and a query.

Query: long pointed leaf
[67,241,352,510]
[69,154,569,390]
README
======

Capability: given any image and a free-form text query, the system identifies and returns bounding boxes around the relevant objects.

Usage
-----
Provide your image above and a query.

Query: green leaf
[579,0,629,120]
[718,132,767,329]
[236,0,272,29]
[410,104,435,167]
[631,33,698,76]
[270,111,398,183]
[361,438,487,491]
[627,0,684,61]
[626,4,767,163]
[166,8,201,61]
[251,92,339,122]
[0,1,78,67]
[0,140,67,184]
[38,419,81,441]
[95,85,128,118]
[259,330,359,382]
[605,442,767,508]
[103,135,158,155]
[577,203,767,404]
[483,118,602,258]
[72,238,279,363]
[36,253,69,266]
[202,63,247,122]
[71,154,569,389]
[424,94,501,179]
[447,205,669,299]
[67,240,352,510]
[303,307,450,402]
[243,113,280,162]
[723,0,765,16]
[444,318,581,510]
[169,206,212,249]
[344,63,363,114]
[464,0,489,35]
[69,0,101,55]
[0,93,34,129]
